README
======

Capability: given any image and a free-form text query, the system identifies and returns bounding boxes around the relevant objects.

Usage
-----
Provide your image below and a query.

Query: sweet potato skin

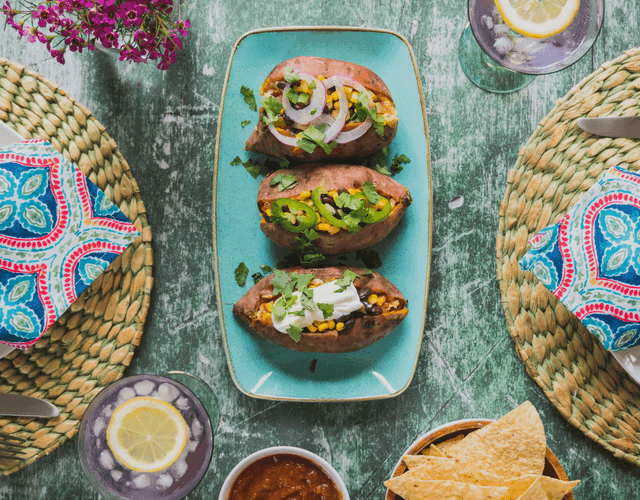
[232,267,407,353]
[245,56,397,160]
[258,164,412,255]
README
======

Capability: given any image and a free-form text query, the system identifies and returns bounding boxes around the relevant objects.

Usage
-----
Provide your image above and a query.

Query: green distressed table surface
[1,1,640,498]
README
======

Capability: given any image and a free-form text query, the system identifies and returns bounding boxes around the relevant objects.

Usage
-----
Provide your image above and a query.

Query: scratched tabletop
[2,1,640,499]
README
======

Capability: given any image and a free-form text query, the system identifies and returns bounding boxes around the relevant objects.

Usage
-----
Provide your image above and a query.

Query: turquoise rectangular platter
[213,27,432,401]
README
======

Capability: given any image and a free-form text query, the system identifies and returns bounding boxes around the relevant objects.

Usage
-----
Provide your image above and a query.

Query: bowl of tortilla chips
[384,401,579,500]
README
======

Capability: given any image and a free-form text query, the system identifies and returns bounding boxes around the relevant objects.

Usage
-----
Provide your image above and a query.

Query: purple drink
[78,374,213,500]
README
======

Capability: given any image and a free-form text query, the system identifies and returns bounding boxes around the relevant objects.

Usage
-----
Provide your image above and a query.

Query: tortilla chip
[383,477,508,500]
[422,444,446,457]
[403,455,448,469]
[502,475,580,500]
[445,401,546,479]
[434,434,464,455]
[395,458,505,486]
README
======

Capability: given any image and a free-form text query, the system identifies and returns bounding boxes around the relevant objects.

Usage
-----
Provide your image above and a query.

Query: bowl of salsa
[218,446,349,500]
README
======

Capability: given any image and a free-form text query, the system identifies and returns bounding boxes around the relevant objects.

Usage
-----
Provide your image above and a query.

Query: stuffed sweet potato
[245,56,398,161]
[259,164,411,255]
[233,267,408,353]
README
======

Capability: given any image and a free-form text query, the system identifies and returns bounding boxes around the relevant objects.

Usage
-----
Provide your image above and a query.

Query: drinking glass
[77,372,219,500]
[459,0,605,93]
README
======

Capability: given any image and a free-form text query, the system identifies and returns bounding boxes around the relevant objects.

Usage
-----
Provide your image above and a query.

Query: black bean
[276,81,286,89]
[358,287,371,301]
[342,207,351,215]
[293,103,306,110]
[281,204,289,213]
[352,310,365,319]
[283,116,294,126]
[321,194,334,205]
[336,314,352,323]
[342,319,355,331]
[337,188,348,195]
[363,301,375,313]
[323,106,330,114]
[370,306,383,316]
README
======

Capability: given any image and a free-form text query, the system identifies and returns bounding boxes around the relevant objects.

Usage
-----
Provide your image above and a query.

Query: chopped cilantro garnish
[309,79,316,90]
[262,96,283,126]
[355,92,385,136]
[234,262,249,286]
[285,87,310,105]
[304,228,320,241]
[335,192,363,211]
[390,154,410,174]
[251,272,263,284]
[362,182,380,204]
[296,138,317,154]
[287,324,303,342]
[240,158,262,179]
[240,86,256,111]
[270,173,298,191]
[292,233,325,265]
[298,125,338,155]
[366,147,392,176]
[317,303,334,319]
[272,269,290,295]
[241,119,251,127]
[230,156,242,166]
[300,288,316,311]
[283,66,300,83]
[334,269,360,293]
[310,109,317,115]
[260,264,272,274]
[272,297,287,321]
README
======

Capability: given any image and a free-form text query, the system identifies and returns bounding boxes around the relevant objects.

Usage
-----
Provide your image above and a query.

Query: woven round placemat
[497,48,640,466]
[0,58,153,475]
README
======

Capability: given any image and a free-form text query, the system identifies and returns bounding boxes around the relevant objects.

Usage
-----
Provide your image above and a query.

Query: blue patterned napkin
[520,166,640,351]
[0,139,140,350]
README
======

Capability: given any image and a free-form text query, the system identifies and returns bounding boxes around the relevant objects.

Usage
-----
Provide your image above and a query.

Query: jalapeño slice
[270,198,318,233]
[363,195,391,223]
[311,187,347,228]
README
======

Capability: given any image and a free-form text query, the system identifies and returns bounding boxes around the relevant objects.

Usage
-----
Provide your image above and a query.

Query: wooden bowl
[385,419,573,500]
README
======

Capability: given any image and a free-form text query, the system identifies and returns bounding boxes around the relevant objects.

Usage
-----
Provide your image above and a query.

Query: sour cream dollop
[272,281,363,334]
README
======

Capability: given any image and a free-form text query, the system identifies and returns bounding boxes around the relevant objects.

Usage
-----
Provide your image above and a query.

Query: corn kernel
[336,322,344,332]
[317,322,329,332]
[317,75,326,81]
[377,296,386,306]
[299,190,311,200]
[348,188,359,196]
[307,324,317,332]
[317,223,332,232]
[328,320,335,329]
[375,200,386,210]
[330,91,339,100]
[266,208,272,216]
[328,189,338,197]
[265,303,272,312]
[327,226,340,235]
[368,294,379,304]
[334,101,340,110]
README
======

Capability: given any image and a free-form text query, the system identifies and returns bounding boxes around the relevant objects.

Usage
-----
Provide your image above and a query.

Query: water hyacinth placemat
[497,48,640,466]
[0,58,153,475]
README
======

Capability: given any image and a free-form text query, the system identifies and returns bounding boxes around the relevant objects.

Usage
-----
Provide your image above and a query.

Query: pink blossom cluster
[2,0,190,70]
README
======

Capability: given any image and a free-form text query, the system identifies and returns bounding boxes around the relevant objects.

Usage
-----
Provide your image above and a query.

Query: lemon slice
[106,396,188,473]
[495,0,580,38]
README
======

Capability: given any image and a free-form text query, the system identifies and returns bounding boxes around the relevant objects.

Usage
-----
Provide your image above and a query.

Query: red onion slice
[322,77,348,143]
[335,116,372,144]
[267,123,299,147]
[281,73,325,125]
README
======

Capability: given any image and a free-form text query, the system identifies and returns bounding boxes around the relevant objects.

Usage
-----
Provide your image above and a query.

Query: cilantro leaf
[285,87,310,105]
[260,264,272,274]
[300,288,316,311]
[355,92,385,136]
[299,125,338,155]
[334,269,360,292]
[283,66,300,83]
[240,158,262,179]
[277,157,290,169]
[251,272,263,284]
[287,324,303,342]
[296,138,317,154]
[234,262,249,286]
[362,182,380,204]
[262,96,283,126]
[290,308,307,317]
[317,303,334,319]
[241,119,251,127]
[272,269,290,295]
[291,273,314,291]
[309,79,316,90]
[241,86,256,111]
[304,228,320,241]
[390,153,410,174]
[292,234,325,265]
[270,173,298,191]
[230,156,242,166]
[335,192,364,211]
[272,298,287,321]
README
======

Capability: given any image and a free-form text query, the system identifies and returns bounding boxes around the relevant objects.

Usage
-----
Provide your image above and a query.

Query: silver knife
[0,393,59,418]
[578,117,640,139]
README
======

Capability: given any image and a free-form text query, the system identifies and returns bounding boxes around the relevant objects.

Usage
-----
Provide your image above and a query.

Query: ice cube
[99,450,115,470]
[96,438,101,448]
[171,459,188,479]
[156,474,174,490]
[118,387,136,404]
[132,474,151,489]
[494,37,513,55]
[175,396,190,411]
[93,418,106,436]
[158,383,180,403]
[187,440,198,452]
[102,404,114,418]
[493,24,510,35]
[482,15,493,30]
[514,38,545,55]
[192,419,203,441]
[134,380,155,396]
[110,470,123,482]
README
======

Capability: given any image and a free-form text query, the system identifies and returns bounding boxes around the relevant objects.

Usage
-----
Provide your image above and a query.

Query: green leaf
[334,269,360,292]
[299,126,338,155]
[304,228,320,241]
[241,119,251,127]
[362,182,380,204]
[230,156,243,166]
[262,96,283,126]
[355,92,385,137]
[317,303,334,319]
[283,66,300,83]
[287,324,303,342]
[241,159,262,179]
[291,273,314,291]
[290,308,307,317]
[272,269,290,295]
[260,264,273,274]
[285,87,310,105]
[390,154,410,173]
[240,86,256,111]
[270,173,298,191]
[234,262,249,286]
[300,289,316,311]
[296,138,317,154]
[335,192,364,211]
[272,298,287,321]
[251,272,263,284]
[308,79,316,89]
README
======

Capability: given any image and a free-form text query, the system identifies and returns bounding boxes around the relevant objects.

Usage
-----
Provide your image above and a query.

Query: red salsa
[228,453,343,500]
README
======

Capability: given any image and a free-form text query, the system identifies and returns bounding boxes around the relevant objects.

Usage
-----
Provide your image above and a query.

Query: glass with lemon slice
[459,0,604,93]
[77,374,215,500]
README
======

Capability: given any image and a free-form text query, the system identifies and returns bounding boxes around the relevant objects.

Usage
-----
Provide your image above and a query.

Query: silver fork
[0,431,28,460]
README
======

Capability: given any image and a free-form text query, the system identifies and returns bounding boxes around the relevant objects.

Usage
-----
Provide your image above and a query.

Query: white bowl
[218,446,350,500]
